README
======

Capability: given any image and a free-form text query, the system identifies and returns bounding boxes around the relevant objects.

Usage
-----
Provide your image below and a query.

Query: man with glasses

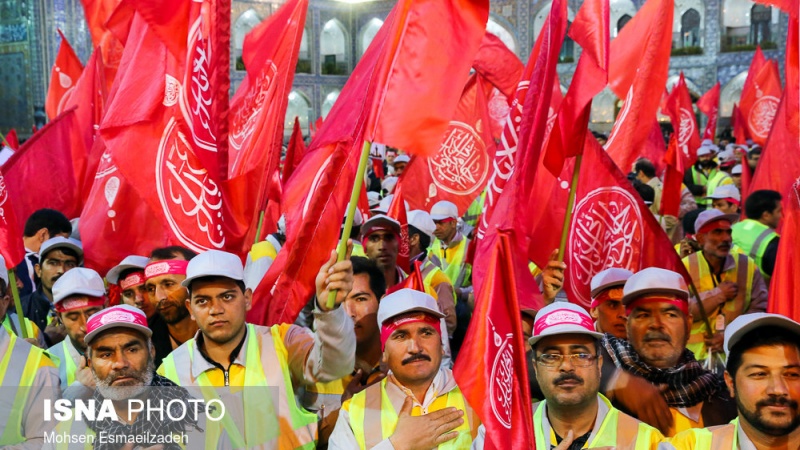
[474,302,664,449]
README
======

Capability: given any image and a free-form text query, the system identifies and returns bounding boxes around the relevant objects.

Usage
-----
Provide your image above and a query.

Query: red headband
[380,314,441,351]
[56,296,106,313]
[590,287,624,308]
[698,220,732,235]
[361,227,400,247]
[119,271,145,290]
[534,309,596,336]
[144,260,189,280]
[626,297,689,315]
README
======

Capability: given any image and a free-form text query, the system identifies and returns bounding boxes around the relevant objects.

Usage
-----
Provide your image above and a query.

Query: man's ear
[723,370,735,398]
[244,288,253,312]
[35,228,49,245]
[34,263,42,278]
[589,307,600,320]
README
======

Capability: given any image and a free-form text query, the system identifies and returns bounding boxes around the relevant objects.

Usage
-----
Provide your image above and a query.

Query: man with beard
[589,268,633,339]
[45,304,211,449]
[330,289,480,449]
[48,268,106,398]
[668,313,800,449]
[683,210,767,361]
[684,142,732,209]
[362,214,406,288]
[144,246,198,366]
[475,302,663,449]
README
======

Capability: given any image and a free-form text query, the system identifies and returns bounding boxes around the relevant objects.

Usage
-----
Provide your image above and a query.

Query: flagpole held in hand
[557,154,584,263]
[7,270,29,339]
[327,140,371,309]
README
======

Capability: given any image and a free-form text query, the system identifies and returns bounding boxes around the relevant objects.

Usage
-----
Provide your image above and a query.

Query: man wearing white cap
[589,268,633,340]
[382,176,398,195]
[362,214,406,288]
[23,236,82,346]
[0,255,43,346]
[429,200,472,304]
[669,313,800,449]
[474,302,663,449]
[732,189,782,280]
[706,184,741,215]
[159,249,356,448]
[106,255,151,314]
[683,209,766,361]
[393,154,410,177]
[48,267,107,393]
[330,289,480,449]
[600,268,736,436]
[730,164,743,190]
[685,142,732,208]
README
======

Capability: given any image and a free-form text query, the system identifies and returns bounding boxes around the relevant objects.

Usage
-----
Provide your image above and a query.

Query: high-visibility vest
[667,418,739,449]
[533,395,663,450]
[463,191,486,227]
[731,219,779,277]
[1,314,39,341]
[430,237,471,288]
[706,171,733,198]
[691,167,714,206]
[344,377,479,449]
[48,338,79,388]
[0,333,52,445]
[160,324,318,449]
[683,252,756,360]
[351,242,366,258]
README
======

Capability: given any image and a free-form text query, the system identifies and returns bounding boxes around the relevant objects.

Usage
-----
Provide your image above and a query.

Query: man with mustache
[682,210,767,361]
[668,313,800,449]
[362,214,406,288]
[589,268,633,340]
[330,289,480,449]
[600,268,737,436]
[684,141,732,209]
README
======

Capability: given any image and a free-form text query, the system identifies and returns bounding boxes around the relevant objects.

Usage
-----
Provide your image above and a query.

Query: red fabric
[282,116,306,185]
[128,0,190,63]
[768,179,800,320]
[663,72,700,167]
[454,231,534,450]
[401,74,497,215]
[753,0,797,15]
[46,31,84,120]
[473,32,524,98]
[79,0,126,91]
[386,260,425,296]
[363,0,489,157]
[605,0,674,175]
[640,121,667,175]
[79,0,119,47]
[732,103,750,145]
[3,108,83,229]
[697,82,720,141]
[4,130,18,150]
[661,136,683,217]
[0,169,25,268]
[740,56,782,146]
[387,182,410,273]
[785,14,799,137]
[542,0,610,176]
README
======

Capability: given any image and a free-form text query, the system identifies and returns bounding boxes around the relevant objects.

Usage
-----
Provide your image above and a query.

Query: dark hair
[350,256,386,301]
[187,276,246,296]
[118,267,143,283]
[408,226,431,251]
[634,159,657,178]
[744,190,782,220]
[349,225,361,240]
[631,179,655,204]
[23,209,71,238]
[149,246,198,261]
[748,146,762,157]
[41,246,80,261]
[726,326,800,378]
[683,209,703,234]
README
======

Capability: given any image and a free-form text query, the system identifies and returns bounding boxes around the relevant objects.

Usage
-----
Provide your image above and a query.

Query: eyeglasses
[536,353,597,368]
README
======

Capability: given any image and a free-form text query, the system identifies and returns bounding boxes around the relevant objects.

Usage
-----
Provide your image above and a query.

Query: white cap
[430,200,458,221]
[372,195,393,214]
[393,154,410,165]
[342,203,364,228]
[53,267,106,304]
[590,268,634,298]
[182,250,244,288]
[696,145,717,157]
[701,139,715,147]
[367,191,381,208]
[622,268,689,305]
[694,209,738,234]
[106,255,149,284]
[39,237,84,264]
[361,214,401,239]
[84,305,151,345]
[717,149,736,164]
[731,164,743,175]
[407,210,436,238]
[277,215,286,235]
[377,288,445,327]
[382,176,398,194]
[528,302,603,347]
[706,184,741,202]
[724,313,800,358]
[0,255,7,287]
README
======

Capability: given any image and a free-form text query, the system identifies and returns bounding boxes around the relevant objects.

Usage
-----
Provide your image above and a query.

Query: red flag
[4,130,18,150]
[46,31,84,120]
[640,121,667,175]
[387,260,425,295]
[387,181,410,273]
[749,91,800,206]
[79,0,130,92]
[768,178,800,320]
[605,0,674,175]
[282,116,306,185]
[753,0,797,16]
[660,136,683,217]
[454,230,533,450]
[785,14,799,135]
[732,103,750,145]
[128,0,190,62]
[663,72,700,167]
[697,82,720,141]
[473,32,524,98]
[401,74,497,215]
[0,170,25,268]
[363,0,489,157]
[79,0,120,47]
[739,59,782,146]
[542,0,610,176]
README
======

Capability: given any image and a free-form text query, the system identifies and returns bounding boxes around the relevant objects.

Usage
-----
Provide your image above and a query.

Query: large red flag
[640,121,667,175]
[732,103,750,145]
[79,0,127,89]
[4,130,18,150]
[0,170,25,268]
[605,0,674,175]
[46,31,84,120]
[282,116,306,185]
[661,136,684,217]
[768,178,800,321]
[739,59,782,146]
[387,182,410,273]
[664,72,700,167]
[363,0,489,157]
[473,32,524,98]
[401,74,497,215]
[454,230,533,450]
[697,82,720,141]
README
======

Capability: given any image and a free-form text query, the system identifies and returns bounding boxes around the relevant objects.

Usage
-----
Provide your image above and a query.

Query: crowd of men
[0,133,795,449]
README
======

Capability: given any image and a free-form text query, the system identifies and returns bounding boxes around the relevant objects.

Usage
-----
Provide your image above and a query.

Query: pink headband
[626,297,689,316]
[534,309,595,336]
[119,271,145,290]
[590,287,624,308]
[380,314,441,350]
[56,296,106,313]
[144,260,189,280]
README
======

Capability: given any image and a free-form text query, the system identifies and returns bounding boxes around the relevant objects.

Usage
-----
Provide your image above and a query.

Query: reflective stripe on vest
[430,238,470,287]
[2,315,37,341]
[49,339,78,388]
[348,378,477,449]
[669,420,737,449]
[692,167,712,205]
[706,171,731,198]
[160,324,317,449]
[731,219,778,275]
[0,333,44,445]
[684,252,754,360]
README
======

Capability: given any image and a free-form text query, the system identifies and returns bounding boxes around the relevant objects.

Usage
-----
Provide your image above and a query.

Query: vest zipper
[224,369,230,386]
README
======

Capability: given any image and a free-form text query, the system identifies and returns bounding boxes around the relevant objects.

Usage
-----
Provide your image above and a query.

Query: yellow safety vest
[0,333,53,445]
[352,242,366,258]
[430,237,471,288]
[706,171,733,198]
[683,252,756,360]
[691,167,713,206]
[344,377,478,449]
[1,314,39,341]
[533,395,663,450]
[731,219,778,278]
[667,418,739,449]
[160,324,317,449]
[463,191,486,227]
[48,338,79,388]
